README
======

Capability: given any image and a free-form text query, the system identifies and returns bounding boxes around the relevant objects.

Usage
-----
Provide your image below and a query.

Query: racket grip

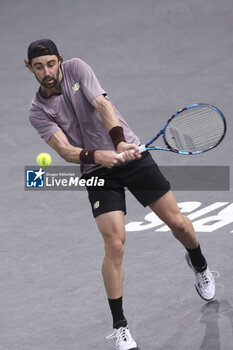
[118,144,147,157]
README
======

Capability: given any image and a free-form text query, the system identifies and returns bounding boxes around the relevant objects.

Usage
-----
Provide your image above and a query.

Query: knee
[168,213,187,232]
[105,238,125,265]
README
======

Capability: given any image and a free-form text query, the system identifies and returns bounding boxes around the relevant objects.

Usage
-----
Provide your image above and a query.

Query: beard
[41,76,58,88]
[36,67,60,89]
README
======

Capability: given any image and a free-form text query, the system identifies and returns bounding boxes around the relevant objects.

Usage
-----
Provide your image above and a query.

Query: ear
[58,55,63,65]
[28,65,34,73]
[24,60,34,72]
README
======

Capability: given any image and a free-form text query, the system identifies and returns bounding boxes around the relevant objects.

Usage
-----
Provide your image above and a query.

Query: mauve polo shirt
[29,58,140,174]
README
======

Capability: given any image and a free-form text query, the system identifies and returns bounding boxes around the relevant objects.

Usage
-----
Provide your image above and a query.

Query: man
[25,39,215,350]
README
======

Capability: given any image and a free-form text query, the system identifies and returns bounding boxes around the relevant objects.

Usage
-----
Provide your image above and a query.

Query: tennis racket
[121,103,226,156]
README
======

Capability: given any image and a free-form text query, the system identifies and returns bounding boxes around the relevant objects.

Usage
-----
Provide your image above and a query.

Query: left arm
[91,94,141,160]
[91,94,121,130]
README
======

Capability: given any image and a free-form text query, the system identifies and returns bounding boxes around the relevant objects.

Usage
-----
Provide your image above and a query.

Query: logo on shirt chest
[72,82,80,93]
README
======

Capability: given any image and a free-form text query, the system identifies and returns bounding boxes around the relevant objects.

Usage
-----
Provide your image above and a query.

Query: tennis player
[25,39,215,350]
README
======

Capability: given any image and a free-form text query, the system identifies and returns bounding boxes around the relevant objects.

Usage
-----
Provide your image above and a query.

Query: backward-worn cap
[27,39,59,61]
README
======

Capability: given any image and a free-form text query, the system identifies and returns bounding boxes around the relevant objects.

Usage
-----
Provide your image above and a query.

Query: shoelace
[199,269,211,285]
[106,329,118,340]
[106,327,129,342]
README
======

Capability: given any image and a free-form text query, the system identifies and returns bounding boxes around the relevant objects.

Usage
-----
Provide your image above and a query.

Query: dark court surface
[1,0,233,349]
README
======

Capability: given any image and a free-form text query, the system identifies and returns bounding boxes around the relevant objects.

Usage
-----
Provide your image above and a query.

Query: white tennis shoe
[106,326,138,350]
[185,252,215,301]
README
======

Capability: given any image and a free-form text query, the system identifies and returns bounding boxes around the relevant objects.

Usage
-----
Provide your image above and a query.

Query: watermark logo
[26,168,45,188]
[25,166,104,191]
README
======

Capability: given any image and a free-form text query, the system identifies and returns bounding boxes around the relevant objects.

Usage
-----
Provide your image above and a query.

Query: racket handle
[118,144,147,157]
[138,144,147,153]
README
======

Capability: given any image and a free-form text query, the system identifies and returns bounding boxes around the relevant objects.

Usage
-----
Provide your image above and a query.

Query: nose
[43,66,50,76]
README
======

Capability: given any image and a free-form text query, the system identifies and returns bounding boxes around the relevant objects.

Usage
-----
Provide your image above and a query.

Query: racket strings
[165,107,225,152]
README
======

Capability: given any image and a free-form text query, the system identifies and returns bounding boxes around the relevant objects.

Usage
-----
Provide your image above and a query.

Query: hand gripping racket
[121,104,226,156]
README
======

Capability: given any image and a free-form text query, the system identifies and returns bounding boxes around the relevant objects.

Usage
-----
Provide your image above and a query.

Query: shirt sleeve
[29,106,61,142]
[72,58,106,103]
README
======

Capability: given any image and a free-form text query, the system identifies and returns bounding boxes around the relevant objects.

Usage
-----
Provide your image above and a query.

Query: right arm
[47,129,125,168]
[47,130,82,163]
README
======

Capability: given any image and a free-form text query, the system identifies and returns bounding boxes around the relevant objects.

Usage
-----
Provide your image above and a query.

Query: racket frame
[142,103,227,155]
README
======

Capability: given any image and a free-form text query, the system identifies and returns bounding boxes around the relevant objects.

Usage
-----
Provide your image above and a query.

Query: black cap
[27,39,59,61]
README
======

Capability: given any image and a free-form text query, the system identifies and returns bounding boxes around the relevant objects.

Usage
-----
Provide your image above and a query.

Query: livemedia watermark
[25,166,104,191]
[25,165,230,191]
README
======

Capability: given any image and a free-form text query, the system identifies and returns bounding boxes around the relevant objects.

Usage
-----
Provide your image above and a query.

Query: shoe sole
[194,283,215,302]
[116,345,139,349]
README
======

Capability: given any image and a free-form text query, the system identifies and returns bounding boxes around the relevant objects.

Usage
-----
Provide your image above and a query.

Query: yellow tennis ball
[36,153,52,166]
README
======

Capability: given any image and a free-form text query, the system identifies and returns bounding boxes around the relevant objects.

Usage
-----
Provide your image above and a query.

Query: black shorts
[81,152,170,218]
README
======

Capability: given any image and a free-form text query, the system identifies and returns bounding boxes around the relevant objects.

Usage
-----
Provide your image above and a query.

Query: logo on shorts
[26,168,45,188]
[93,201,100,210]
[72,82,80,93]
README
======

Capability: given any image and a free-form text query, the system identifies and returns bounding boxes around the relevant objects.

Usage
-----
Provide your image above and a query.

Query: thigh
[149,190,181,224]
[96,210,126,243]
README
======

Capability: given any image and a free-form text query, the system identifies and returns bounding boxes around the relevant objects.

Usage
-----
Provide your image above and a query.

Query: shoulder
[28,93,50,122]
[62,58,94,76]
[28,98,45,122]
[29,94,41,112]
[62,58,88,70]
